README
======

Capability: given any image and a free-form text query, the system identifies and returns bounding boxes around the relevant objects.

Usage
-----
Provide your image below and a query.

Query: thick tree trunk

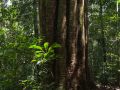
[38,0,57,43]
[66,0,89,89]
[53,0,67,89]
[38,0,95,90]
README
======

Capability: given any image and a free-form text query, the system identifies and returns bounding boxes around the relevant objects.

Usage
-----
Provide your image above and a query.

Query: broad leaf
[29,45,43,50]
[44,42,49,50]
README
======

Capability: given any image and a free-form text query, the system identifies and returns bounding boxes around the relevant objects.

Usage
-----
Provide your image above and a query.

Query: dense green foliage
[0,0,120,89]
[0,0,35,89]
[89,0,120,86]
[0,1,61,89]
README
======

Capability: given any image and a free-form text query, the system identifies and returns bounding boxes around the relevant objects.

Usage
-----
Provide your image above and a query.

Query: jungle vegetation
[0,0,120,90]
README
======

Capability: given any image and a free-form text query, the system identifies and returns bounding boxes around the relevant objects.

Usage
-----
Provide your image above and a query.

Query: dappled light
[0,0,120,90]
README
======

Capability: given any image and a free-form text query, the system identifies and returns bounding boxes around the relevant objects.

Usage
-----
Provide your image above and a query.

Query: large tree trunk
[38,0,95,90]
[66,0,89,90]
[54,0,67,89]
[38,0,57,43]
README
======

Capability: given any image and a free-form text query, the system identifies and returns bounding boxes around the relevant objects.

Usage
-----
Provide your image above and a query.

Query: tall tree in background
[89,0,120,87]
[38,0,95,90]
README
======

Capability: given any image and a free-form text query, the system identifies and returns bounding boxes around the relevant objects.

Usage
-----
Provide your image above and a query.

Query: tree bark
[38,0,56,43]
[38,0,95,90]
[55,0,67,89]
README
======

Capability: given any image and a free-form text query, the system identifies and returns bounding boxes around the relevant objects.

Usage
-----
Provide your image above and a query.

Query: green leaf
[29,45,43,50]
[35,51,44,54]
[44,53,49,58]
[48,47,54,53]
[44,42,49,50]
[0,28,6,35]
[31,60,37,63]
[35,53,43,58]
[117,0,120,3]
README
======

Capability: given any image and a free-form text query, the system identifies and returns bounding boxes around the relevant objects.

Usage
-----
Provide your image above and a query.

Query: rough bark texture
[38,0,95,90]
[65,0,94,90]
[55,0,67,89]
[38,0,57,43]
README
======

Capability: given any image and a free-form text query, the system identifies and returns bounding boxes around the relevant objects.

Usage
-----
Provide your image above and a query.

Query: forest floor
[97,84,120,90]
[97,87,120,90]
